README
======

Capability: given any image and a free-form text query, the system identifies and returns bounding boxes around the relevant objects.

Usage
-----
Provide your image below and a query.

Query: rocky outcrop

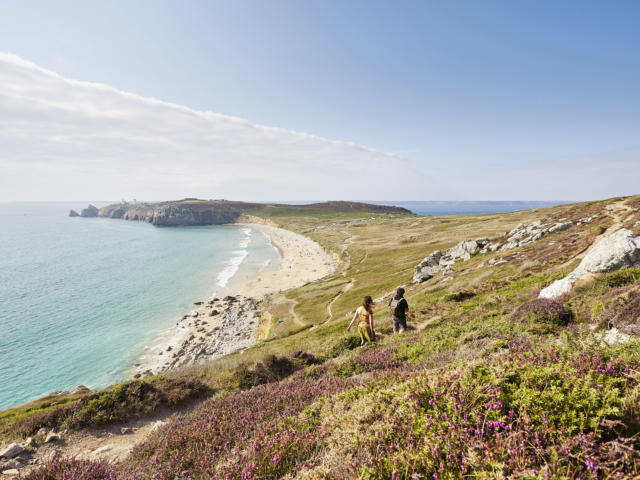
[80,205,99,217]
[489,220,574,252]
[540,229,640,299]
[414,238,489,282]
[68,209,80,217]
[136,295,262,376]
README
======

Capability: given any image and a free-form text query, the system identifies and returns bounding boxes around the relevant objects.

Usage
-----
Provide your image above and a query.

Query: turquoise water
[0,203,278,410]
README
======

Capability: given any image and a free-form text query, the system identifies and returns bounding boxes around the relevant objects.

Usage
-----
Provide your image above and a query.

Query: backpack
[388,296,406,317]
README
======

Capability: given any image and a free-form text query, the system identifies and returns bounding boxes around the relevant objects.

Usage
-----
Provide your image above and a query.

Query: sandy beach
[132,224,335,376]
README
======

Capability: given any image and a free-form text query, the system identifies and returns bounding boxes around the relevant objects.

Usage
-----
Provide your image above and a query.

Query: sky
[0,0,639,201]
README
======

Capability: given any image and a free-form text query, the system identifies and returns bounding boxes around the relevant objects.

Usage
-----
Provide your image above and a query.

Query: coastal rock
[540,229,640,299]
[68,209,80,217]
[80,205,99,217]
[0,444,23,459]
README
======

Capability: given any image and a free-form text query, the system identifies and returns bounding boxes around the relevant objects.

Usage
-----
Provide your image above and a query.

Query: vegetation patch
[233,354,307,389]
[443,290,476,302]
[512,298,573,327]
[9,377,210,439]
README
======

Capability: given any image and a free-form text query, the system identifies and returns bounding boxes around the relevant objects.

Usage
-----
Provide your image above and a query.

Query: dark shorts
[392,315,407,332]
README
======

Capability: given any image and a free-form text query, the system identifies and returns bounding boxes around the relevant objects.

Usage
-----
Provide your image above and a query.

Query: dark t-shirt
[388,296,409,320]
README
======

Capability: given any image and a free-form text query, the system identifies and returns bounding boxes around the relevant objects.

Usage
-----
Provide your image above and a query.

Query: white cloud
[0,53,436,202]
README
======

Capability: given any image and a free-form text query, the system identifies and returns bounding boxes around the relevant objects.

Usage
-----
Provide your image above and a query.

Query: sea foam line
[212,228,252,296]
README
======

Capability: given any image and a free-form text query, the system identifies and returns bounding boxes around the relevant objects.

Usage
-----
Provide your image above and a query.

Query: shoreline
[132,224,335,376]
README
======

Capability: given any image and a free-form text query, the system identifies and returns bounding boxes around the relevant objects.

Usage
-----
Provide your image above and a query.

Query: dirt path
[287,297,305,327]
[324,230,359,323]
[9,403,198,476]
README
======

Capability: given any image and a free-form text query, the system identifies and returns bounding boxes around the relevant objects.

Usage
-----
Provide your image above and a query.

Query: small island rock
[80,205,99,217]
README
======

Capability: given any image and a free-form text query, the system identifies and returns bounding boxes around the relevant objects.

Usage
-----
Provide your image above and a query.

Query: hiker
[347,295,375,345]
[388,287,409,333]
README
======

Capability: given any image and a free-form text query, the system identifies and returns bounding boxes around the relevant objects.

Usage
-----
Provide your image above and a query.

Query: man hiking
[388,287,409,333]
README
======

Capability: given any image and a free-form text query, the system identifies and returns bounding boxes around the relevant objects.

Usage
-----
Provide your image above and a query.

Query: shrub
[328,334,361,358]
[599,268,640,288]
[233,354,300,389]
[512,298,573,326]
[334,345,403,376]
[597,291,640,335]
[24,458,117,480]
[444,290,476,302]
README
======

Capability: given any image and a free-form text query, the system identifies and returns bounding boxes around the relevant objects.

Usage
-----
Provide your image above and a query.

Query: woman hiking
[347,295,375,345]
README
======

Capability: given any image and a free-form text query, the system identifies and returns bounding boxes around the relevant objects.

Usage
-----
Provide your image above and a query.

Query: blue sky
[0,1,639,201]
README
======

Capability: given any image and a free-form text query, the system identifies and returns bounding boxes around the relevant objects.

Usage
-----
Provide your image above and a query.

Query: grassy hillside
[5,195,640,479]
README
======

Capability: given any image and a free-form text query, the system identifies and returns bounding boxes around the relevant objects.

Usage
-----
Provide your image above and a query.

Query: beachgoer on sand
[388,287,409,333]
[347,295,375,345]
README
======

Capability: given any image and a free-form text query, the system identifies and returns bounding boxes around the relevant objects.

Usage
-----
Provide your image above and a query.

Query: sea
[0,200,569,410]
[0,202,279,411]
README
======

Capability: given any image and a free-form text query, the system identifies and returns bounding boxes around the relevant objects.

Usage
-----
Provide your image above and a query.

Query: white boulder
[540,229,640,299]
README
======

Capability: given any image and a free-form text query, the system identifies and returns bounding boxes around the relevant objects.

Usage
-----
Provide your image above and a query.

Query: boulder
[3,458,21,469]
[0,444,23,459]
[68,209,80,217]
[445,239,481,261]
[44,431,60,443]
[80,204,99,217]
[1,469,19,476]
[548,222,573,233]
[540,229,640,299]
[413,250,443,283]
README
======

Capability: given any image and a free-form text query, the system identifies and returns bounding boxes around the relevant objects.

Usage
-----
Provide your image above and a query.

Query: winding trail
[324,230,359,323]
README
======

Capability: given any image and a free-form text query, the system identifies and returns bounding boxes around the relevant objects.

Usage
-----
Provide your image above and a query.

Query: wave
[212,228,252,295]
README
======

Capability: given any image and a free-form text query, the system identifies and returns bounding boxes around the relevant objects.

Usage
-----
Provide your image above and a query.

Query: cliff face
[96,200,411,226]
[98,202,254,226]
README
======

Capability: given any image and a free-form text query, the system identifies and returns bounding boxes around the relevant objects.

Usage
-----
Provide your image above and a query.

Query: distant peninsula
[72,199,412,226]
